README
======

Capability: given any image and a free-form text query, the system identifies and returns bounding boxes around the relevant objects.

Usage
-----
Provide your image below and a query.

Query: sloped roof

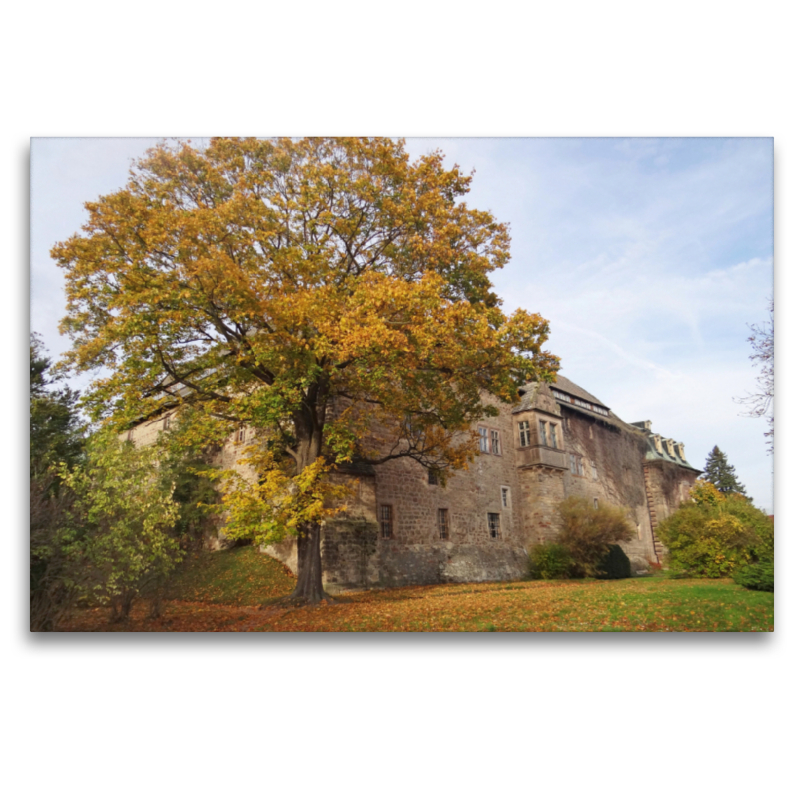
[550,374,608,409]
[516,374,619,425]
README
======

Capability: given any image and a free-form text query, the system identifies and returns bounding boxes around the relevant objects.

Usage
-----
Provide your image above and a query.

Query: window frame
[438,508,449,540]
[488,512,501,539]
[379,504,394,539]
[490,429,501,456]
[518,420,531,447]
[478,426,490,453]
[549,423,558,449]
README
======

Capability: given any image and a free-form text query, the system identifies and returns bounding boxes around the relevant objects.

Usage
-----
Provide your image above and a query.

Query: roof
[516,374,620,425]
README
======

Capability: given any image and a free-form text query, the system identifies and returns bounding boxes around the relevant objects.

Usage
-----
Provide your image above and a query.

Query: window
[163,417,171,431]
[549,423,558,449]
[438,509,449,540]
[577,456,584,476]
[501,487,510,508]
[591,461,598,480]
[518,420,531,447]
[380,505,393,539]
[491,430,501,455]
[235,426,246,444]
[569,454,577,475]
[478,426,489,453]
[488,512,501,539]
[539,420,547,444]
[593,498,599,509]
[428,469,439,485]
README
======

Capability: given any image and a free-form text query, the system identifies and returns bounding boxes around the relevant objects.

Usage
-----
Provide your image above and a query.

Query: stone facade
[130,374,700,587]
[268,375,698,587]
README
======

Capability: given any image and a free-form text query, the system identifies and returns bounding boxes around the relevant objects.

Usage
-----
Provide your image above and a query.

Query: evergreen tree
[30,333,86,630]
[701,446,749,497]
[30,333,85,483]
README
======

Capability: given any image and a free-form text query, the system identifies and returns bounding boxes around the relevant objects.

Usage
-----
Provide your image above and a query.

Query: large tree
[53,137,558,603]
[701,445,749,497]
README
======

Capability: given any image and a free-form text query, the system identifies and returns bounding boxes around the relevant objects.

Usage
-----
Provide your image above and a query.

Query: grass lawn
[60,547,774,632]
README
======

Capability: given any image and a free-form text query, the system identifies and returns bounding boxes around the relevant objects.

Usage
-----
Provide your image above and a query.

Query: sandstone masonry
[129,374,701,588]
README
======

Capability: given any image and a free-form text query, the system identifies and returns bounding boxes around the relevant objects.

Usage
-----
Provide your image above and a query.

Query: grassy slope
[63,548,774,632]
[164,546,296,606]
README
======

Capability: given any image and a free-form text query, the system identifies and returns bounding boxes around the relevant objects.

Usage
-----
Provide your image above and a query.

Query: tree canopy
[701,445,749,497]
[53,137,559,602]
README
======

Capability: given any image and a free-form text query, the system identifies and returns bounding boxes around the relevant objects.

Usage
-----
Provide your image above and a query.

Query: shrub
[529,542,573,579]
[597,544,632,579]
[733,560,774,592]
[58,430,182,622]
[656,483,774,578]
[556,497,635,577]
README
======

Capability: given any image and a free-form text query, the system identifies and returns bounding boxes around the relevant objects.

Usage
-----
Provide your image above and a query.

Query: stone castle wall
[127,380,698,587]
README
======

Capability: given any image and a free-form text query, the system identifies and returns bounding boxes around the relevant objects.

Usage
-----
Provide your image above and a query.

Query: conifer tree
[701,446,749,497]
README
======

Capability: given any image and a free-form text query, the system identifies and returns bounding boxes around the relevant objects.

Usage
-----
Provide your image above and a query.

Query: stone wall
[559,407,657,564]
[127,379,698,587]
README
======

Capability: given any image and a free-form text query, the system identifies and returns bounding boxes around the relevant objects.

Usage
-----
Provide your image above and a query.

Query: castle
[129,373,700,588]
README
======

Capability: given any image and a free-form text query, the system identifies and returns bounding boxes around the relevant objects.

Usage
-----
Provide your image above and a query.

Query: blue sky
[31,136,774,510]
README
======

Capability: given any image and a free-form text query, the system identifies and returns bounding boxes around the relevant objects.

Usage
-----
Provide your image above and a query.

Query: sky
[30,136,775,511]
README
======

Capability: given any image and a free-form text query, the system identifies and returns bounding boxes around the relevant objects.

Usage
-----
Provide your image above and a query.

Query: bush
[556,497,635,577]
[597,544,632,579]
[733,560,774,592]
[58,430,182,622]
[656,482,774,578]
[529,542,573,579]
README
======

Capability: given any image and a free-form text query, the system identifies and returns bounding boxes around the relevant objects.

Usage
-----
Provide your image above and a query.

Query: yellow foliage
[53,137,559,552]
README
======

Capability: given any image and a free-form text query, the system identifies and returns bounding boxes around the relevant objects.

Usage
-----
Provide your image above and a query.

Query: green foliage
[30,333,85,482]
[701,446,749,497]
[157,424,221,550]
[656,488,774,578]
[597,544,632,580]
[733,560,774,592]
[556,497,635,578]
[58,430,182,621]
[30,334,88,631]
[529,542,573,580]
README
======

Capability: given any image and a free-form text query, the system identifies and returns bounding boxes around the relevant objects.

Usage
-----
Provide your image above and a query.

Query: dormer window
[666,439,676,458]
[653,435,663,454]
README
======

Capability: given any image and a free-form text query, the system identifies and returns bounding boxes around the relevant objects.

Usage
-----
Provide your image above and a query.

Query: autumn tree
[701,446,749,497]
[53,137,558,604]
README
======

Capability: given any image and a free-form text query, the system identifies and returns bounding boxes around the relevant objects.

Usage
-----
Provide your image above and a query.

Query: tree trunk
[290,522,331,605]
